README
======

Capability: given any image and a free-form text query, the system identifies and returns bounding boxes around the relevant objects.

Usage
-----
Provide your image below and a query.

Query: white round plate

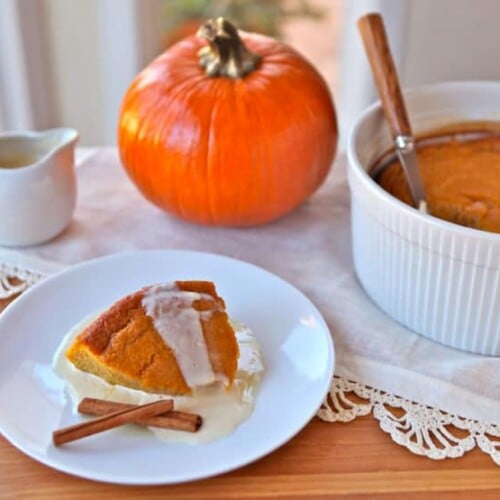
[0,250,334,485]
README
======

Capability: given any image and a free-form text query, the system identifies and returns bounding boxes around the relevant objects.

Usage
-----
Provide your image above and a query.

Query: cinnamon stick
[78,397,203,433]
[53,399,174,446]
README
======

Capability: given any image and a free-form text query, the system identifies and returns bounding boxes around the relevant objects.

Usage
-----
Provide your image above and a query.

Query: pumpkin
[118,18,337,226]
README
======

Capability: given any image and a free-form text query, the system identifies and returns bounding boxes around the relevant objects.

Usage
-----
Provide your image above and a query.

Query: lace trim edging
[0,263,44,299]
[318,376,499,465]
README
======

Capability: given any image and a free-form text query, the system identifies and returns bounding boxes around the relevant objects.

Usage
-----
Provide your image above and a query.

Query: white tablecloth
[9,148,500,424]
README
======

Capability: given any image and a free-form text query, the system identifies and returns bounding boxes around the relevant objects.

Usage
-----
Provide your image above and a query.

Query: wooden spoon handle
[358,13,412,138]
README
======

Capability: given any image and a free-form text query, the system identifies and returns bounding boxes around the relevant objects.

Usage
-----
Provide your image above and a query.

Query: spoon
[358,13,428,212]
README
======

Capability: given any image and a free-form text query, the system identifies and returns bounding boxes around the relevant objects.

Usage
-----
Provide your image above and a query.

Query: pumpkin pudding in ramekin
[347,81,500,356]
[376,124,500,233]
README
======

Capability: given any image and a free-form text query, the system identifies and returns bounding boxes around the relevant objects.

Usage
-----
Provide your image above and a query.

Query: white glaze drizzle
[141,284,216,388]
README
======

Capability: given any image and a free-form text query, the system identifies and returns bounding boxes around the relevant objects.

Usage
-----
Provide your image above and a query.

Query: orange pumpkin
[118,18,337,226]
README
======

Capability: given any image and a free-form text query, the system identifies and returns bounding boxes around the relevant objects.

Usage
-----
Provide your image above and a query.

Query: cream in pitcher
[0,128,78,246]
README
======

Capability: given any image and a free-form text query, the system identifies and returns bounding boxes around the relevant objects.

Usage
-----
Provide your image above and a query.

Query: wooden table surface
[1,297,499,499]
[1,415,499,498]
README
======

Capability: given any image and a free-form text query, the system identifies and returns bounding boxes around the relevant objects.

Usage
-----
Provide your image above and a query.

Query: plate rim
[0,249,335,485]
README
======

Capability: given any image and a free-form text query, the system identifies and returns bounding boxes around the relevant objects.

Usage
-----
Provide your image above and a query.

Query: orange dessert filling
[66,280,239,395]
[377,133,500,233]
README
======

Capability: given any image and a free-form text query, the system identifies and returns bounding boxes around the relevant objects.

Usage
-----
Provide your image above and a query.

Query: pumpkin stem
[197,18,261,78]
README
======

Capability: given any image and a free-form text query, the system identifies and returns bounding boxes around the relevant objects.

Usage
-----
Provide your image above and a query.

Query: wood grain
[1,415,498,498]
[358,13,412,138]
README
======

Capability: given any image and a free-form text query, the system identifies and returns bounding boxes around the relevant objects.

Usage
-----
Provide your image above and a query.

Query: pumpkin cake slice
[66,281,239,395]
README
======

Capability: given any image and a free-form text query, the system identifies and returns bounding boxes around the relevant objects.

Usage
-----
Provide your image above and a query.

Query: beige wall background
[403,0,500,84]
[0,0,162,145]
[338,0,500,141]
[45,0,105,145]
[44,0,161,146]
[3,0,500,145]
[40,0,340,146]
[9,0,343,146]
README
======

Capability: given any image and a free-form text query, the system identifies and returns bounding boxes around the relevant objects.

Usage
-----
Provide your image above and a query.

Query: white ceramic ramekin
[347,81,500,356]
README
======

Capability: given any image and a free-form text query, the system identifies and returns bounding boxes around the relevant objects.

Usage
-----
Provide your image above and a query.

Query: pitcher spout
[40,128,79,156]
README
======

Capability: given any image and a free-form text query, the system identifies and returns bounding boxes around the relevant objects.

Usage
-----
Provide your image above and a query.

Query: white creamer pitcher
[0,128,78,246]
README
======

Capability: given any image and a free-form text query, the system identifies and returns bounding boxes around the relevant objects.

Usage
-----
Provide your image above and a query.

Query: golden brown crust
[69,290,145,355]
[66,281,239,395]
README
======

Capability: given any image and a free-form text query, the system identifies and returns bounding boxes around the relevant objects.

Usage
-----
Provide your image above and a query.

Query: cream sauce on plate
[53,316,264,444]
